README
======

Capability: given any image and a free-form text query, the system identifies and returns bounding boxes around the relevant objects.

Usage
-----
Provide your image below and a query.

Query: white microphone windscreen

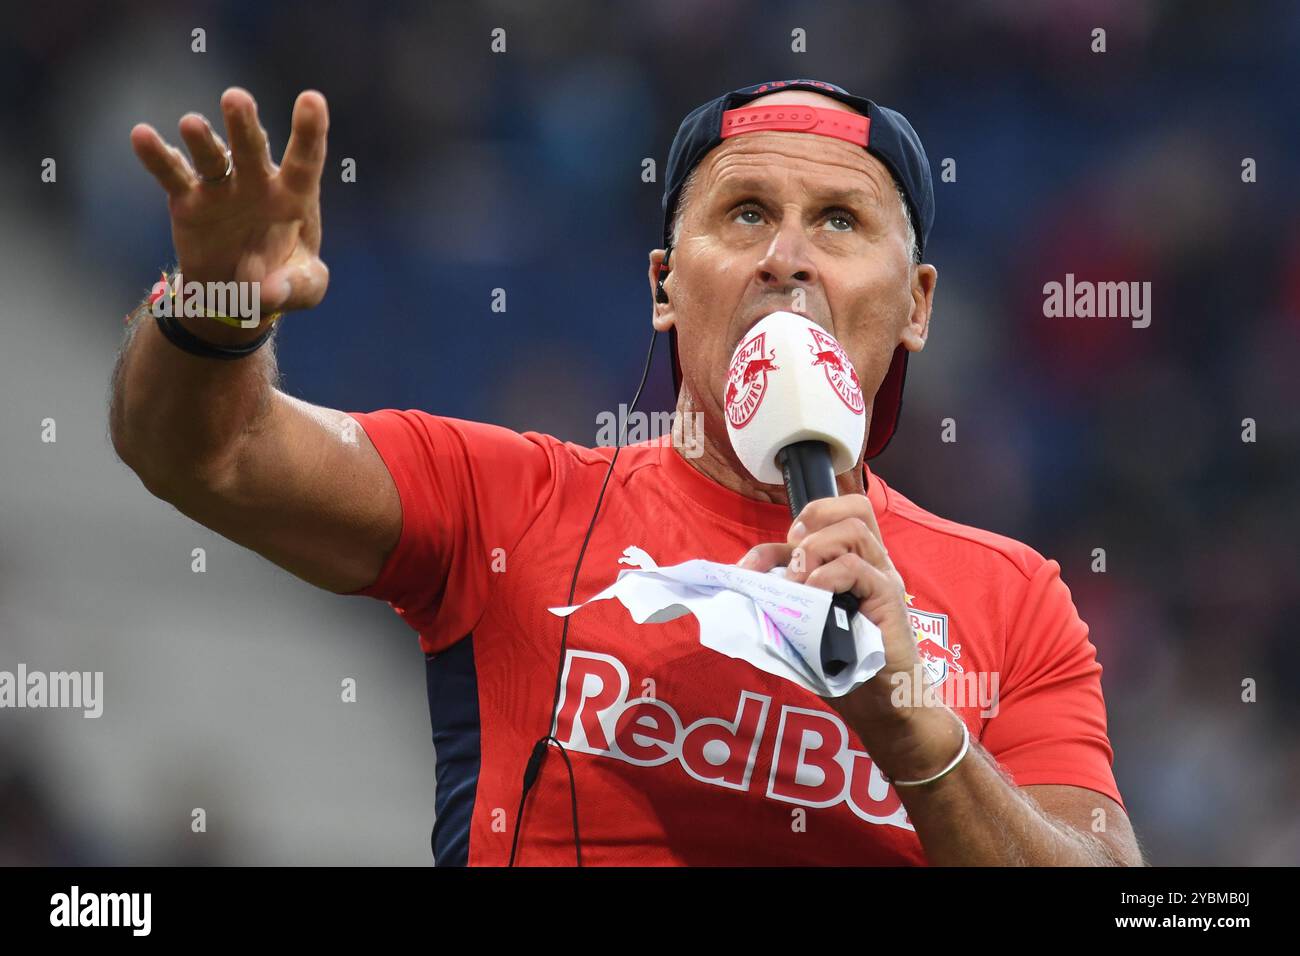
[723,311,867,484]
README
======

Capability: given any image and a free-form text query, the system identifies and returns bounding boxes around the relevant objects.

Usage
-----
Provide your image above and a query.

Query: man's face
[650,91,937,474]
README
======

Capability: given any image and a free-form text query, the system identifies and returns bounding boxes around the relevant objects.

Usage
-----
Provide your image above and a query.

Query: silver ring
[198,149,233,184]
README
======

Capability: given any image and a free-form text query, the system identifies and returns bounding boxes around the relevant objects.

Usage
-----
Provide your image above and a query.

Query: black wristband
[153,309,277,360]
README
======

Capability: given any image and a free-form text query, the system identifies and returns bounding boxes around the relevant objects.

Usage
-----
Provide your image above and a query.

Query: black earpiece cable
[507,320,662,867]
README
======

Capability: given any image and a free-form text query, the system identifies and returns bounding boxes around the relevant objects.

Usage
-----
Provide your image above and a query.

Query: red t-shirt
[347,409,1123,866]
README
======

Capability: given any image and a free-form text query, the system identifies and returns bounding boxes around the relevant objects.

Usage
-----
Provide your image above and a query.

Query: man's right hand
[129,87,330,323]
[113,88,405,596]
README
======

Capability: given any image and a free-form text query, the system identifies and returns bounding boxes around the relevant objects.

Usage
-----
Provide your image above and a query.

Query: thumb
[262,257,329,313]
[737,542,793,573]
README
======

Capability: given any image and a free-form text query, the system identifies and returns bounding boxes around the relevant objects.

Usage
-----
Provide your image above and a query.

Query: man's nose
[754,214,819,291]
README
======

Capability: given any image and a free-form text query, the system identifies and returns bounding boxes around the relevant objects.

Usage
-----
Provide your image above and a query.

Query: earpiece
[655,277,669,305]
[655,246,672,304]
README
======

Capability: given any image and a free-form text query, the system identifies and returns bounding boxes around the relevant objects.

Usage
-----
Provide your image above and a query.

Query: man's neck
[671,380,868,507]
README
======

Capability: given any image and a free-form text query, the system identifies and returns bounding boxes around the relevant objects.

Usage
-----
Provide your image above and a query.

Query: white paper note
[549,559,887,697]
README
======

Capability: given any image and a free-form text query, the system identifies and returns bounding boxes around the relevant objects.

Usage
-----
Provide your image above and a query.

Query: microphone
[723,311,868,677]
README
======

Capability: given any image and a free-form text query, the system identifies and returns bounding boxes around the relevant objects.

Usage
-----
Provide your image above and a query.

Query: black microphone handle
[776,441,860,678]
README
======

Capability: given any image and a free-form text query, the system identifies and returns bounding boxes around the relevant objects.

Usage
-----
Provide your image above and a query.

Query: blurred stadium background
[1,0,1297,865]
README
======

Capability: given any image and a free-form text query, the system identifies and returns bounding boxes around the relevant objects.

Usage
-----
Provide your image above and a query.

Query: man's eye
[730,206,854,230]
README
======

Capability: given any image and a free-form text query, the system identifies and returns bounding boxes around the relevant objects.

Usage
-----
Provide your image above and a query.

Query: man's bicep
[173,390,403,594]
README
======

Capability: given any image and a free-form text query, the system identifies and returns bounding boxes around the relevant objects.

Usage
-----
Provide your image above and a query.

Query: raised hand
[129,87,330,317]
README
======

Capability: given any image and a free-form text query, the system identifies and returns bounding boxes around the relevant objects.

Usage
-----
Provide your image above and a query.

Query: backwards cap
[660,79,934,459]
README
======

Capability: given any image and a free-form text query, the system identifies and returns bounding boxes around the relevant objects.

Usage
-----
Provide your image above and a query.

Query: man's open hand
[129,87,330,316]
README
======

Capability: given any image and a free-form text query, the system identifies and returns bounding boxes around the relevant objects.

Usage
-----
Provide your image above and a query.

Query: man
[112,79,1143,866]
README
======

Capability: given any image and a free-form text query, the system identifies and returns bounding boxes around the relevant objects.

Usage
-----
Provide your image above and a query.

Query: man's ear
[901,263,937,353]
[648,249,675,332]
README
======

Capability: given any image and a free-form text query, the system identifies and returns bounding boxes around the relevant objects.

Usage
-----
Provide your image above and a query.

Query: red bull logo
[808,327,864,414]
[551,650,914,830]
[725,333,778,429]
[908,608,959,684]
[916,637,963,674]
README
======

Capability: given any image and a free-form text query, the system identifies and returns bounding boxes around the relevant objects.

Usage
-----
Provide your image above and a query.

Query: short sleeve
[344,410,557,655]
[980,557,1125,811]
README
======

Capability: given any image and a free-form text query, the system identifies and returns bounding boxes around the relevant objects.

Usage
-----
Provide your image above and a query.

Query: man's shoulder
[372,410,660,472]
[538,431,666,480]
[877,475,1047,586]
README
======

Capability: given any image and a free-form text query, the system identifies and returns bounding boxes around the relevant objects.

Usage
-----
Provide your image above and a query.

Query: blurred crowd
[1,0,1297,864]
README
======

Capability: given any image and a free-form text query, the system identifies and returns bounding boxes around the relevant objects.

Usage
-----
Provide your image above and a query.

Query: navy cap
[660,79,934,460]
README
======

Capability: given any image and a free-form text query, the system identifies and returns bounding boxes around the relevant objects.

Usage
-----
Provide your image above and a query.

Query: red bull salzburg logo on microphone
[725,332,779,429]
[808,327,865,414]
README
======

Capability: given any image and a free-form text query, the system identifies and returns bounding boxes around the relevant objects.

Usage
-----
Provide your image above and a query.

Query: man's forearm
[866,707,1126,866]
[110,302,279,491]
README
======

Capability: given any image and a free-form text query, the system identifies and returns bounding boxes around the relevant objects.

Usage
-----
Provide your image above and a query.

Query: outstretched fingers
[280,90,329,195]
[177,113,230,183]
[130,123,196,197]
[220,87,274,180]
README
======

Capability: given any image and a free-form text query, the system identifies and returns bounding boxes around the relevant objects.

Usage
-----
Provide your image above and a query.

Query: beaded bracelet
[146,271,282,330]
[140,271,280,360]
